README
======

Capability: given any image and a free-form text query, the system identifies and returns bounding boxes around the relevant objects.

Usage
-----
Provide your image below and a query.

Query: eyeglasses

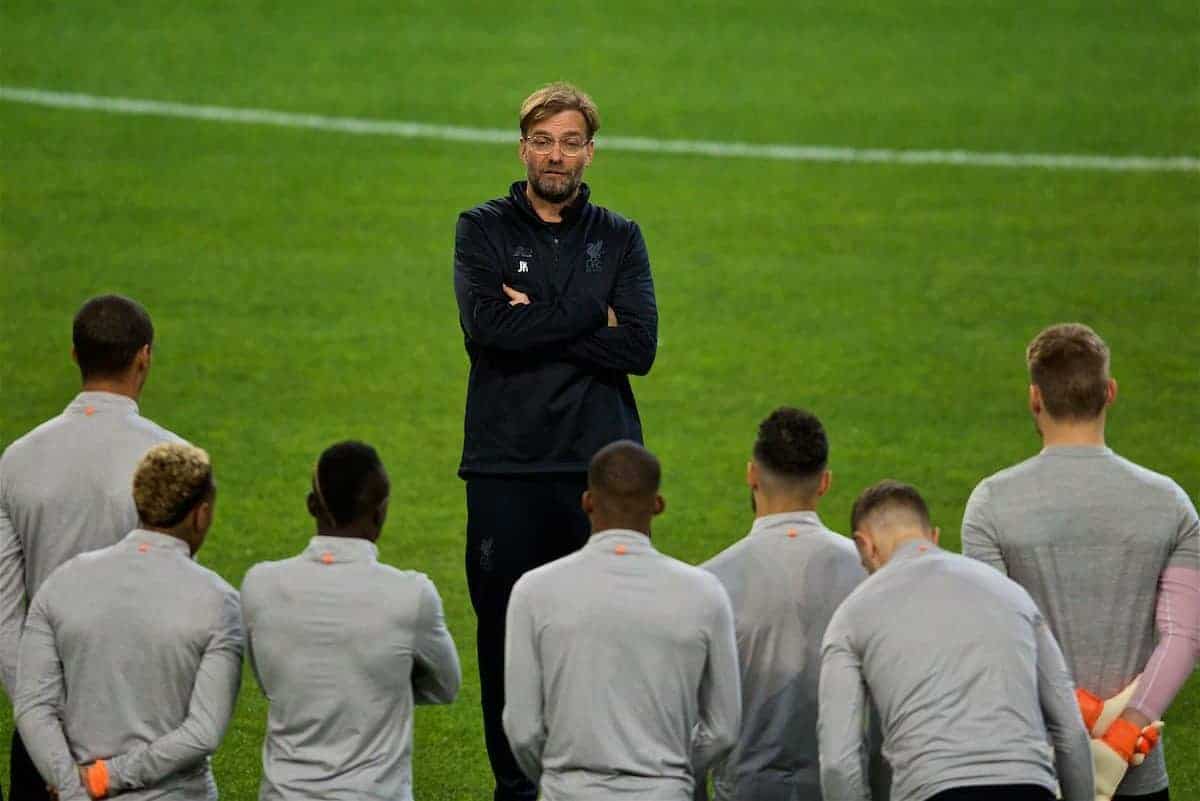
[524,135,590,158]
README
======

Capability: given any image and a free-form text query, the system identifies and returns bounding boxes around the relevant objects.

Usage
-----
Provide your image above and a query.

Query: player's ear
[930,526,940,546]
[307,492,321,520]
[581,490,594,515]
[818,469,832,497]
[652,494,665,517]
[746,460,757,489]
[1028,384,1042,416]
[1106,378,1118,407]
[71,347,79,365]
[584,139,595,167]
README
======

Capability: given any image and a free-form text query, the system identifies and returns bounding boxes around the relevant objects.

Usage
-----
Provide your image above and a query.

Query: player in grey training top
[820,481,1093,801]
[963,324,1199,801]
[0,295,183,801]
[241,441,461,801]
[15,443,242,801]
[503,441,741,801]
[699,408,865,801]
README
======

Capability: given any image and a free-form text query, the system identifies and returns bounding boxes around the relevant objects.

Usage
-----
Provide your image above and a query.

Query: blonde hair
[133,443,213,527]
[520,82,600,140]
[1026,323,1111,420]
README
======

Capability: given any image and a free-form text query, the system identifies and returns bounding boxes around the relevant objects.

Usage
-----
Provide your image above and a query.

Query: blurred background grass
[2,1,1197,797]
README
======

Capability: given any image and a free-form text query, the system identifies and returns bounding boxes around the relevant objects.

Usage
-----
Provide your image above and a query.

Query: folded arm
[691,588,741,778]
[412,578,461,705]
[15,595,87,798]
[0,496,27,698]
[105,592,243,792]
[1035,620,1094,800]
[454,215,605,351]
[961,481,1007,574]
[564,223,658,376]
[818,624,872,801]
[502,582,545,782]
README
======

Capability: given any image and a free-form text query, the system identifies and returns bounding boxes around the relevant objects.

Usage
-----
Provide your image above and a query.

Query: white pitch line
[3,86,1197,174]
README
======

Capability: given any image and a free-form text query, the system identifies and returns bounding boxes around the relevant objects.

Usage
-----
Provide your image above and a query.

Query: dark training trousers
[926,786,1056,801]
[465,474,591,801]
[928,787,1170,801]
[10,730,50,801]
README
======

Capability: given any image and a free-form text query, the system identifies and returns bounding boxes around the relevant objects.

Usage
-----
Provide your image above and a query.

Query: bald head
[584,440,664,534]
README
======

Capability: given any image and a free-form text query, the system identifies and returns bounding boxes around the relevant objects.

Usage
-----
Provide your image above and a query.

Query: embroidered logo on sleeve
[585,240,605,273]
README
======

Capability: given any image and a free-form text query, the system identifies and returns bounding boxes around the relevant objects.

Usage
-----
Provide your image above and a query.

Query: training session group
[1,83,1196,801]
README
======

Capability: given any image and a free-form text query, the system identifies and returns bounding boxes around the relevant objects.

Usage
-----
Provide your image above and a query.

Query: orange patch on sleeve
[615,544,627,555]
[787,528,798,538]
[137,543,150,553]
[84,406,96,416]
[321,552,335,564]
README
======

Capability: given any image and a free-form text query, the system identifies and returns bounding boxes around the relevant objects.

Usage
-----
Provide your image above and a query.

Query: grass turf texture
[2,1,1197,797]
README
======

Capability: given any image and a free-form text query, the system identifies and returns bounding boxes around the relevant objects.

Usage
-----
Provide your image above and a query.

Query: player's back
[21,530,239,800]
[829,544,1060,801]
[516,530,732,800]
[0,391,182,599]
[241,536,441,801]
[702,511,864,801]
[963,446,1196,697]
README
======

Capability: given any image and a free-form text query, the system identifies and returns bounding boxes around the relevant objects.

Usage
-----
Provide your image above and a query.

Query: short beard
[528,169,581,204]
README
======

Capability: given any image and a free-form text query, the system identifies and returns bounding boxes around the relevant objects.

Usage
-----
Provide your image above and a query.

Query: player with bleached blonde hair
[15,442,242,801]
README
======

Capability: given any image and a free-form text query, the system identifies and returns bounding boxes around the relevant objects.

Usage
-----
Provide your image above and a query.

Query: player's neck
[81,376,141,402]
[754,494,818,518]
[1039,416,1107,448]
[525,183,576,223]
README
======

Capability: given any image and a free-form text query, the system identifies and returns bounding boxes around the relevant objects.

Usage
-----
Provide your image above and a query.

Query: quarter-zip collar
[749,510,823,537]
[124,528,192,557]
[586,528,654,555]
[510,181,591,227]
[66,391,139,418]
[303,535,379,565]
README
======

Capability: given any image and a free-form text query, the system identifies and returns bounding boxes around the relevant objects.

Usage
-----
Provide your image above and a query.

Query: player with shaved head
[241,441,460,801]
[15,443,242,800]
[819,480,1094,801]
[699,407,867,801]
[503,441,741,801]
[963,323,1199,801]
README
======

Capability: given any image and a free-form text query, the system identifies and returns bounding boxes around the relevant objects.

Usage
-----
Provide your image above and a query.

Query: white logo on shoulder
[518,261,529,273]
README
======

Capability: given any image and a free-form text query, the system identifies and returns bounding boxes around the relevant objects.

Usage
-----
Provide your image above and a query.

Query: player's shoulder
[974,453,1043,491]
[125,413,186,447]
[1108,451,1192,501]
[460,195,517,227]
[0,412,69,470]
[700,533,753,577]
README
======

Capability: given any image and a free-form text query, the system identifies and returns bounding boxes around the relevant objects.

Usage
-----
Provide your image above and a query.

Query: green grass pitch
[2,1,1197,797]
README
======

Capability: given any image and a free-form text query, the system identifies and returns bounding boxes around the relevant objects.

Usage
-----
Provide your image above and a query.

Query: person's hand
[1077,675,1139,736]
[502,284,530,306]
[78,760,110,799]
[607,306,618,327]
[1089,718,1163,801]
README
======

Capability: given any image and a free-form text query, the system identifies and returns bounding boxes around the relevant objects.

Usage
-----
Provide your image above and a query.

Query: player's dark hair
[1026,323,1110,421]
[587,440,661,517]
[850,480,931,533]
[72,294,154,380]
[753,407,828,484]
[313,441,389,526]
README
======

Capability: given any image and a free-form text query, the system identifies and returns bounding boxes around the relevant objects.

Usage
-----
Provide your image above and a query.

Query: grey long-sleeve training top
[0,391,182,697]
[503,529,742,801]
[15,529,243,801]
[241,535,461,801]
[963,445,1200,796]
[701,511,866,801]
[819,541,1093,801]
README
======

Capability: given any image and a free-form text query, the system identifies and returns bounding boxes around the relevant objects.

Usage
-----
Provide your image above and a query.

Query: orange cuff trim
[1102,718,1140,763]
[85,759,110,798]
[1075,687,1102,731]
[1138,724,1160,754]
